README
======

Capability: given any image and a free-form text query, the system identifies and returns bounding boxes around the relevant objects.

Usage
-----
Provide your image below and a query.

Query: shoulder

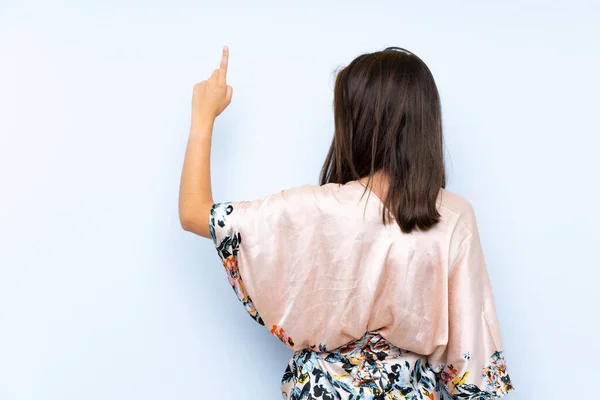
[279,182,366,214]
[437,188,478,234]
[271,183,342,213]
[437,189,485,269]
[280,182,341,199]
[232,183,336,219]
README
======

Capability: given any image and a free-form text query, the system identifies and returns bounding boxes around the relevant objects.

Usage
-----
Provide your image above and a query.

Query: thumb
[226,85,233,103]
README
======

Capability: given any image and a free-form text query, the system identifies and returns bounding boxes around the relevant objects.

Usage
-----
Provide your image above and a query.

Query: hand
[192,46,233,121]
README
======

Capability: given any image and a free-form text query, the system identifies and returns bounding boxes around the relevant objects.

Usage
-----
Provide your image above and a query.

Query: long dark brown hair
[320,47,446,234]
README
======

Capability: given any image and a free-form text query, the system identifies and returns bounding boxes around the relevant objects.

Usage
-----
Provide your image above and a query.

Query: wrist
[192,110,216,121]
[190,113,215,135]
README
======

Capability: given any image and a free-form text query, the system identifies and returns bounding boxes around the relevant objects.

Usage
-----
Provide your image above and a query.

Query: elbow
[179,206,211,238]
[179,217,193,232]
[179,209,195,232]
[179,212,199,232]
[178,202,213,238]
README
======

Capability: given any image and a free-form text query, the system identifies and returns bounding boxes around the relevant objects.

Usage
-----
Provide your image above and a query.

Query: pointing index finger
[219,46,229,84]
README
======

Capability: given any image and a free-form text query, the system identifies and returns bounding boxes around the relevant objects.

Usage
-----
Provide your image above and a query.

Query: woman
[179,46,515,399]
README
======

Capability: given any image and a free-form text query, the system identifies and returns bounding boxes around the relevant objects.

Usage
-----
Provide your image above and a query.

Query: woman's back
[209,180,513,399]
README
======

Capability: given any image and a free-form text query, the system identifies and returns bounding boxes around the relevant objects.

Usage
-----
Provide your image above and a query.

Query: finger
[210,69,219,81]
[218,46,229,84]
[226,85,233,102]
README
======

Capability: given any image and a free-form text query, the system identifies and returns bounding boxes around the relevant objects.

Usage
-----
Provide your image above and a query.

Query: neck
[358,170,389,201]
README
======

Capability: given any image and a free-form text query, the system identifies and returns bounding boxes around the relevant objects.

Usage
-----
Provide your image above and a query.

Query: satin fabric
[209,180,513,398]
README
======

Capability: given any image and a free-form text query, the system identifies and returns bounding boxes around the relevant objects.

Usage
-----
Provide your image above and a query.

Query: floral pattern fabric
[209,199,515,399]
[281,332,513,400]
[209,202,264,326]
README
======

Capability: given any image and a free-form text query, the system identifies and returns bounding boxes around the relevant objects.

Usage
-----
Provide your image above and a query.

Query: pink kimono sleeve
[430,204,515,398]
[208,188,302,349]
[209,201,265,327]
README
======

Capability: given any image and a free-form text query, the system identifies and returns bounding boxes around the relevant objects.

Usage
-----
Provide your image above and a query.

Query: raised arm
[179,46,233,238]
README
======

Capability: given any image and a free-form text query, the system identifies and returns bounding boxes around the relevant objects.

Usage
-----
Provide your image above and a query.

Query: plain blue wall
[1,1,598,399]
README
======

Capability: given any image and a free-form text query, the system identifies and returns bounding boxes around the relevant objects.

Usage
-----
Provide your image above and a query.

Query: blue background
[1,1,598,399]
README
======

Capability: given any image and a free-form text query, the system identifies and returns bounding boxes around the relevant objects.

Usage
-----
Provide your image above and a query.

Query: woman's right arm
[179,46,233,239]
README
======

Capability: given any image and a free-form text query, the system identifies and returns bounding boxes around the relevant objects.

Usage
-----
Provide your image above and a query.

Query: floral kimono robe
[209,180,514,399]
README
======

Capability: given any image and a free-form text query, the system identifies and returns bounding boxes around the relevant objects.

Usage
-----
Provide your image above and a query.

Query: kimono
[208,180,514,399]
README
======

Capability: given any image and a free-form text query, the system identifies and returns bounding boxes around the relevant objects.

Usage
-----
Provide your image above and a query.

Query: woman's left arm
[179,46,233,238]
